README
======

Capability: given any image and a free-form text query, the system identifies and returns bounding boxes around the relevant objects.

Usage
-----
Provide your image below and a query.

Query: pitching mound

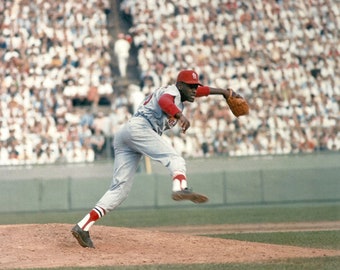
[1,223,340,269]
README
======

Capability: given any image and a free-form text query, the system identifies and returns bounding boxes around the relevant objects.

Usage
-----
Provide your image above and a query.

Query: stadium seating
[0,0,338,166]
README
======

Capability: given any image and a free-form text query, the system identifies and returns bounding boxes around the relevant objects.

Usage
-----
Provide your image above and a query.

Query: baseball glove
[227,90,249,117]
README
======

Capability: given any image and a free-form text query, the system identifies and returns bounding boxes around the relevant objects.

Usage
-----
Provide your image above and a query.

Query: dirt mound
[1,224,339,269]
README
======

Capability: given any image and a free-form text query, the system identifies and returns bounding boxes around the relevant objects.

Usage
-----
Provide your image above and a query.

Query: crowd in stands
[121,0,340,157]
[0,0,118,165]
[0,0,339,166]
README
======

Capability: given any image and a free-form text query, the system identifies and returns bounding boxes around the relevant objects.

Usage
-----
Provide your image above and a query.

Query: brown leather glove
[227,90,250,117]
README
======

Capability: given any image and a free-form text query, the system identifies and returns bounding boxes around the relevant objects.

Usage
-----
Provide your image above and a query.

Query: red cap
[176,70,202,85]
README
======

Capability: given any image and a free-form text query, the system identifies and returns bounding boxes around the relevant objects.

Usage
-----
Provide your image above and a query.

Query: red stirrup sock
[172,174,188,191]
[77,206,106,231]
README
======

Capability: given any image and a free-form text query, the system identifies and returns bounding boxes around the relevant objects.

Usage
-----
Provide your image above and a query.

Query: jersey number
[143,93,153,105]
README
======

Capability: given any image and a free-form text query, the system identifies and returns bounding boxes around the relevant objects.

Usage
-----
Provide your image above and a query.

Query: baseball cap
[176,70,202,85]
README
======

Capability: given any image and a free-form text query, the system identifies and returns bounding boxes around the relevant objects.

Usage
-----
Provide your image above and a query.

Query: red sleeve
[158,94,181,116]
[196,86,210,97]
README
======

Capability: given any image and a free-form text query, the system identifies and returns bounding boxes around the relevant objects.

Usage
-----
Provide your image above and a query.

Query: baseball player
[71,70,245,248]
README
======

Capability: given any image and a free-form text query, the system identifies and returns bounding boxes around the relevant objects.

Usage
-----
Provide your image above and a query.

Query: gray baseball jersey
[134,85,184,135]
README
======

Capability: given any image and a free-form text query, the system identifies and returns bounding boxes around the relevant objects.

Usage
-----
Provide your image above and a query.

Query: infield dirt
[1,223,340,269]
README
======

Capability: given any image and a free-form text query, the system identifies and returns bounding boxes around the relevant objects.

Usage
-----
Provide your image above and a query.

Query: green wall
[0,164,339,213]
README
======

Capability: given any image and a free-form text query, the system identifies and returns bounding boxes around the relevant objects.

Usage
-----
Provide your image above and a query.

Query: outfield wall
[0,153,339,213]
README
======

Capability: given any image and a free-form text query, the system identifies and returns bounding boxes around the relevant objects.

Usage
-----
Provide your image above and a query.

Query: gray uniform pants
[96,116,186,211]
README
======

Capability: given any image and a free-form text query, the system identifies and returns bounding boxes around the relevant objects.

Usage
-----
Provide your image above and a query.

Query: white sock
[181,179,187,190]
[77,207,106,231]
[173,179,181,192]
[172,179,188,191]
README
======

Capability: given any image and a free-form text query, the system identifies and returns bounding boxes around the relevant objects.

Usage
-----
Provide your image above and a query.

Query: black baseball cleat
[172,188,208,204]
[71,224,94,248]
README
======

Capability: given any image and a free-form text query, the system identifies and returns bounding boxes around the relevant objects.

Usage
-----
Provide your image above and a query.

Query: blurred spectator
[90,128,106,159]
[80,108,95,129]
[113,33,131,78]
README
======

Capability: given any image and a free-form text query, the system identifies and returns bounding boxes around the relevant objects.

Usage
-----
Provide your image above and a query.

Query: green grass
[15,257,340,270]
[1,203,339,227]
[208,230,340,250]
[3,203,340,270]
